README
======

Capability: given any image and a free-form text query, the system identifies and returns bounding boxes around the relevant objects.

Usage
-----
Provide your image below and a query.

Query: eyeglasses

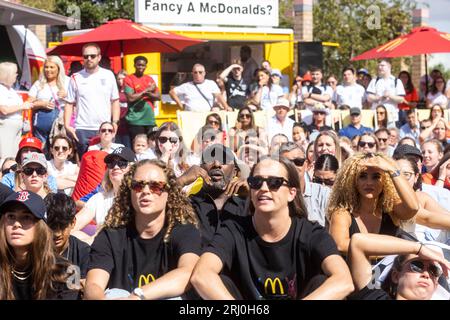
[208,120,219,125]
[421,126,431,130]
[401,171,415,180]
[53,146,69,152]
[158,136,179,144]
[239,113,251,119]
[22,166,47,176]
[101,128,114,133]
[290,157,306,167]
[106,159,128,170]
[130,180,167,195]
[406,259,443,279]
[378,138,388,143]
[312,177,335,186]
[2,164,17,176]
[358,141,376,148]
[376,111,385,114]
[83,54,98,60]
[247,176,289,191]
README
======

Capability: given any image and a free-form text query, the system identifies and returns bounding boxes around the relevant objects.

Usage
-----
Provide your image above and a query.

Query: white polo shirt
[174,80,220,112]
[66,67,119,130]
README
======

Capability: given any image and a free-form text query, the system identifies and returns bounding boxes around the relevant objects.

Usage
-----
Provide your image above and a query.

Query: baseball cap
[16,136,43,162]
[393,144,423,161]
[104,146,136,163]
[202,144,236,165]
[271,69,283,78]
[273,97,290,110]
[350,107,361,116]
[302,72,312,82]
[0,190,47,221]
[311,102,330,115]
[21,152,48,168]
[357,68,369,75]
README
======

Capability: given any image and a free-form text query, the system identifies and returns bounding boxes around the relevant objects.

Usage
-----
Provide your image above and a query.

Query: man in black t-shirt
[219,63,249,110]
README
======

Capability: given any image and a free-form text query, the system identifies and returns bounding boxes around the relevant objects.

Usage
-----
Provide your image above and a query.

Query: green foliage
[279,0,294,28]
[22,0,56,13]
[430,63,450,81]
[312,0,417,77]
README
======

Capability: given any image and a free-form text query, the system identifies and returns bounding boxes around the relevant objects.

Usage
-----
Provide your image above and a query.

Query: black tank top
[349,212,399,237]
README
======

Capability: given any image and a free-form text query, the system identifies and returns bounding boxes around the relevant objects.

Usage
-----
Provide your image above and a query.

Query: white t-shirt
[28,77,70,110]
[0,84,23,120]
[85,190,115,226]
[174,80,220,112]
[47,159,79,195]
[267,115,295,143]
[260,84,284,111]
[66,67,119,130]
[335,83,366,109]
[301,84,334,108]
[426,92,448,108]
[136,148,157,161]
[366,75,405,122]
[88,142,125,153]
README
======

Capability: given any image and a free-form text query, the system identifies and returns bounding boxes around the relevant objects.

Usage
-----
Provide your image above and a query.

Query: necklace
[11,267,31,281]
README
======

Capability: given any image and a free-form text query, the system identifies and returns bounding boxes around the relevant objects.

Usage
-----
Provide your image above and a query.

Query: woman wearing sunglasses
[47,135,79,196]
[1,157,17,179]
[357,132,379,154]
[85,159,201,300]
[348,233,450,300]
[73,147,135,245]
[191,113,225,153]
[327,152,419,255]
[88,122,124,154]
[313,154,339,187]
[228,106,267,153]
[191,156,354,300]
[19,152,51,199]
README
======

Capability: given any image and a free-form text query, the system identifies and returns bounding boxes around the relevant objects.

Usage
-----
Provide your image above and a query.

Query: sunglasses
[83,54,98,60]
[2,163,17,176]
[407,259,443,279]
[239,113,251,119]
[358,141,376,148]
[313,112,326,115]
[106,159,128,169]
[130,180,167,195]
[22,166,47,176]
[158,136,179,144]
[291,157,306,167]
[101,128,114,133]
[247,176,289,191]
[53,146,69,152]
[421,126,431,130]
[378,138,388,143]
[208,120,220,125]
[312,177,335,186]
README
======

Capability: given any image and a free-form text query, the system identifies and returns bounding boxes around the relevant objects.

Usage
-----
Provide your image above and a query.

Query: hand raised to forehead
[363,154,398,173]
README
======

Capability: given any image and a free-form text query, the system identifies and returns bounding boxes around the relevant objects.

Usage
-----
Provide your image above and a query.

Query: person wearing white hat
[266,97,295,143]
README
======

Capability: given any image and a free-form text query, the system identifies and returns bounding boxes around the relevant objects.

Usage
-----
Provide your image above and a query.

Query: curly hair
[103,159,198,242]
[327,152,401,225]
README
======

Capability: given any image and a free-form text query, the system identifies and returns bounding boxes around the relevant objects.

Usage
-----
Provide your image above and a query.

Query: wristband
[416,243,423,255]
[389,169,401,178]
[132,287,145,300]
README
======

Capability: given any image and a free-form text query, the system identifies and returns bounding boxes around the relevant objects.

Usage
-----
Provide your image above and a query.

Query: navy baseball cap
[104,147,136,163]
[0,190,47,221]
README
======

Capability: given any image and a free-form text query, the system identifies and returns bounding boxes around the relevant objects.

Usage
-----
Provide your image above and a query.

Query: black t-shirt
[206,215,339,300]
[61,235,90,278]
[225,77,249,109]
[88,223,201,291]
[190,191,247,248]
[348,285,392,300]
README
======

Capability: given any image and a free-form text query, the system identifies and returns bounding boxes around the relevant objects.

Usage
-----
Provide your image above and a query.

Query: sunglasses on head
[130,180,167,195]
[247,176,289,191]
[106,159,128,170]
[407,259,443,279]
[158,136,179,144]
[53,146,69,152]
[22,166,47,176]
[83,54,98,60]
[291,157,306,167]
[312,176,335,186]
[2,163,17,176]
[101,128,114,133]
[358,141,376,148]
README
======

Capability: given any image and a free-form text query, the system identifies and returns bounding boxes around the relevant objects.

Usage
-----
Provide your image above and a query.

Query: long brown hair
[0,213,72,299]
[103,159,198,242]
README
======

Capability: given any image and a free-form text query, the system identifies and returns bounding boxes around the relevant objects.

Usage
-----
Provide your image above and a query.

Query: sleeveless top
[349,212,399,237]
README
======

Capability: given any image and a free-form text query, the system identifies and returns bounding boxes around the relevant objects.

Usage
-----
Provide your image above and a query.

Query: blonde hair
[314,130,342,164]
[0,62,18,86]
[327,152,401,225]
[38,56,66,91]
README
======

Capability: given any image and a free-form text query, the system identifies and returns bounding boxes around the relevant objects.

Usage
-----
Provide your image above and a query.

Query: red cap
[18,136,43,152]
[302,72,312,82]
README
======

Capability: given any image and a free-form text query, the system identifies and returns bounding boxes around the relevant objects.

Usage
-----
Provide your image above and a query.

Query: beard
[203,168,233,197]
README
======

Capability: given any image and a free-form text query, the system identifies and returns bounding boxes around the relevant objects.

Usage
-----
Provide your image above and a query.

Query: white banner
[135,0,279,27]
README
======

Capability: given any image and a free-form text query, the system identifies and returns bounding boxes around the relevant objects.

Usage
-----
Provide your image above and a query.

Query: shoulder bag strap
[193,82,213,109]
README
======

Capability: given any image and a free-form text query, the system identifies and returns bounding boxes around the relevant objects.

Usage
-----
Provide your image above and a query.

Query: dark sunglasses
[83,54,98,60]
[239,113,251,119]
[407,259,442,279]
[53,146,69,152]
[247,176,289,191]
[378,138,388,143]
[313,111,326,115]
[2,164,17,176]
[358,141,376,148]
[291,157,306,167]
[101,128,114,133]
[208,120,220,125]
[106,159,128,169]
[22,166,47,176]
[312,176,335,186]
[158,136,179,144]
[421,126,431,130]
[130,180,167,195]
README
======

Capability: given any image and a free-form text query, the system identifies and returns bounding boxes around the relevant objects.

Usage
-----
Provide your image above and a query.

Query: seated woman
[88,122,124,154]
[84,159,201,300]
[356,132,379,154]
[191,113,225,151]
[19,152,51,199]
[327,152,419,255]
[348,233,450,300]
[0,190,80,299]
[228,106,267,153]
[191,156,354,300]
[421,152,450,191]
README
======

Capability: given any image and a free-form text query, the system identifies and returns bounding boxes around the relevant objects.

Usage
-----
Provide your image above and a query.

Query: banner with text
[135,0,279,27]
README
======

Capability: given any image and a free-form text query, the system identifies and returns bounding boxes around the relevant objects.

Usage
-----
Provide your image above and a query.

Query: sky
[417,0,450,69]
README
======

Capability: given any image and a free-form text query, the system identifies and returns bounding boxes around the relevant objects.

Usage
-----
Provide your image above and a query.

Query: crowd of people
[0,41,450,300]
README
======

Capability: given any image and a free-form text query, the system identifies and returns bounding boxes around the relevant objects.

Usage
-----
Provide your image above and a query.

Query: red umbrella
[352,26,450,61]
[47,19,203,57]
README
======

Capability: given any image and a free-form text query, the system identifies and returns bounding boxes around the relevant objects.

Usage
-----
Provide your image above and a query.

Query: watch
[390,169,401,178]
[132,287,146,300]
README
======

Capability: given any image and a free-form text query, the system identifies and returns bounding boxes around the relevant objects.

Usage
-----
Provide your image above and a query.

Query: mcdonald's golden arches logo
[138,273,156,288]
[264,277,285,295]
